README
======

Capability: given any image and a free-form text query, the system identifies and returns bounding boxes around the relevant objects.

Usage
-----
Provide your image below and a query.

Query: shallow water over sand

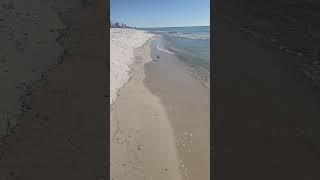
[144,39,210,180]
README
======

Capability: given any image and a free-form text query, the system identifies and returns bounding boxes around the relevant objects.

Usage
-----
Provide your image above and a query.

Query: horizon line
[135,25,210,28]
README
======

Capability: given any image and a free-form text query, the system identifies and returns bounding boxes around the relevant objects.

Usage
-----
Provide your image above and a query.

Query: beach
[110,29,210,179]
[110,28,153,104]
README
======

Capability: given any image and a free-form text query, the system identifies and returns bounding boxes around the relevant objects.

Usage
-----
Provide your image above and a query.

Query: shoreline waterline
[141,26,211,88]
[145,38,210,179]
[110,40,182,180]
[110,29,210,179]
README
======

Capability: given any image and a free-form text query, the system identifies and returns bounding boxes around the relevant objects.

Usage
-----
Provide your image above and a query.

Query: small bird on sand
[157,55,160,59]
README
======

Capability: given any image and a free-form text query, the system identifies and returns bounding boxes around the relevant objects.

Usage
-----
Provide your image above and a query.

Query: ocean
[139,26,210,84]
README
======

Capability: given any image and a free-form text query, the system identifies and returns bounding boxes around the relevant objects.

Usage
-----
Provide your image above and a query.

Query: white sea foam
[156,45,175,54]
[173,33,210,40]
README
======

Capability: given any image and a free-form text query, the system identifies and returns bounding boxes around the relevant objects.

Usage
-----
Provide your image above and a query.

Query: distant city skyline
[110,0,210,28]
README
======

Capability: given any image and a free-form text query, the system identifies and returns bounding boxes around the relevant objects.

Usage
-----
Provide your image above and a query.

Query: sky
[110,0,210,28]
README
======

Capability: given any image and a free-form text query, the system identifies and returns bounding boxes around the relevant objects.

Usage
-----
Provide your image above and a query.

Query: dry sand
[110,40,182,180]
[110,28,153,104]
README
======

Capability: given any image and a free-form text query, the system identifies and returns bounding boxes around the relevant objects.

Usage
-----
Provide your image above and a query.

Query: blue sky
[110,0,210,28]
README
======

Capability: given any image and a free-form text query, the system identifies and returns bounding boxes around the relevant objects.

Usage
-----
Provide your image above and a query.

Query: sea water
[140,26,210,85]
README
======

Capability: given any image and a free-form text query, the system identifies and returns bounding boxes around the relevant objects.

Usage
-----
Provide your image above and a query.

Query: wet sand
[145,39,210,179]
[110,35,210,180]
[110,40,181,180]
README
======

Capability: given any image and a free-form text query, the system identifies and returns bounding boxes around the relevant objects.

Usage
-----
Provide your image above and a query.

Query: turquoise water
[139,26,210,82]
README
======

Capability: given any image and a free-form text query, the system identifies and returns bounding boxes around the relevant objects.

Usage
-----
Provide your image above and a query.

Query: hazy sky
[110,0,210,28]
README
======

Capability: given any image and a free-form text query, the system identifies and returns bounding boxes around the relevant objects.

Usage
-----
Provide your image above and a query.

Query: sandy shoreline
[111,40,182,180]
[110,32,210,179]
[146,39,210,179]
